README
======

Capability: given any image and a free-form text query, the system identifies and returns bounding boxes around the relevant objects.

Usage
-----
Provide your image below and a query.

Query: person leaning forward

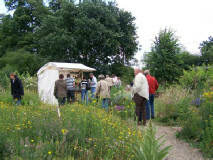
[132,68,149,126]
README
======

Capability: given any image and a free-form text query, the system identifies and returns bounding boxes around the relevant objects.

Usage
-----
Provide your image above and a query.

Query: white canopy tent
[37,62,96,105]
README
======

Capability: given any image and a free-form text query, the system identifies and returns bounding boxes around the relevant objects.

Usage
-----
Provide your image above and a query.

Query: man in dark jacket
[10,73,24,105]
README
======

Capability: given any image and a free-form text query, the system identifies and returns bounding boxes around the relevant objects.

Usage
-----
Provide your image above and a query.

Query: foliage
[155,85,193,125]
[0,65,15,90]
[0,90,170,159]
[200,36,213,65]
[35,1,138,70]
[0,0,137,76]
[179,65,213,90]
[178,51,201,70]
[110,87,135,120]
[143,28,182,84]
[133,122,172,160]
[155,79,213,157]
[0,49,48,75]
[1,0,50,55]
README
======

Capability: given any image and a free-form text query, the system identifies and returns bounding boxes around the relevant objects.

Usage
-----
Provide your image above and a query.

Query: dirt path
[153,124,204,160]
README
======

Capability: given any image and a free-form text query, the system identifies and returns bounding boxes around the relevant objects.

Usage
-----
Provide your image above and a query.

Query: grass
[0,89,172,159]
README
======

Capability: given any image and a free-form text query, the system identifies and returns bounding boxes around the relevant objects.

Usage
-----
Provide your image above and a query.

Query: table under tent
[37,62,96,105]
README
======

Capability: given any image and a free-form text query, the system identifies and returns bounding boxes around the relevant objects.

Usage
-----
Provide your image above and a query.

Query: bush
[155,85,193,125]
[180,65,213,90]
[0,49,48,75]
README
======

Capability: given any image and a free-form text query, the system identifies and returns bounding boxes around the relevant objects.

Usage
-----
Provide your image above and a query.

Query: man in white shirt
[132,68,149,126]
[112,74,117,87]
[89,73,97,98]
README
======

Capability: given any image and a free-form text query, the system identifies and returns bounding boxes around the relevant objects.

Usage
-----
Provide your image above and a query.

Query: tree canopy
[0,0,138,77]
[143,28,183,84]
[200,36,213,65]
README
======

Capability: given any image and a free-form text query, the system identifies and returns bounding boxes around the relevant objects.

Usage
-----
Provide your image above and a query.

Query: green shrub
[179,65,213,90]
[133,122,172,160]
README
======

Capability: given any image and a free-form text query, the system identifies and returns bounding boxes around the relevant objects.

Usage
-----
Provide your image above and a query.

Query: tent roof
[37,62,96,75]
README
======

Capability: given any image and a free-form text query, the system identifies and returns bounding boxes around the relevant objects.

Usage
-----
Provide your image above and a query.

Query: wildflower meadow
[0,83,171,159]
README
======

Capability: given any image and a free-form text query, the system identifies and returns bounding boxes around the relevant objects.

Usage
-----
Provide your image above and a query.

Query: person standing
[65,74,75,104]
[112,74,117,87]
[10,73,24,105]
[105,75,113,90]
[116,77,122,89]
[96,75,110,111]
[132,68,149,126]
[144,70,159,119]
[80,76,89,104]
[54,74,67,107]
[89,73,97,98]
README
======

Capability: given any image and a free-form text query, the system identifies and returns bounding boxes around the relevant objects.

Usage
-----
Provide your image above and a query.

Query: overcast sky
[1,0,213,61]
[116,0,213,60]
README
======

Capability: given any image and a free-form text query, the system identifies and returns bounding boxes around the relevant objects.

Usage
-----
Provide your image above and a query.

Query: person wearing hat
[96,74,110,111]
[89,73,97,98]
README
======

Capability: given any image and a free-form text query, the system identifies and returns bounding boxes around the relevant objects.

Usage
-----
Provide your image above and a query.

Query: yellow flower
[71,109,75,112]
[48,151,51,155]
[31,140,34,142]
[62,129,68,134]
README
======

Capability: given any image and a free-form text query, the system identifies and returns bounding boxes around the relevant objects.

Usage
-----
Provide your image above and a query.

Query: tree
[0,0,50,56]
[200,36,213,65]
[35,1,137,73]
[0,49,48,75]
[143,28,182,84]
[179,51,201,70]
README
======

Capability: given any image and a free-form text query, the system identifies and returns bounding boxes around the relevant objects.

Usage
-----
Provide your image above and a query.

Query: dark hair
[112,74,115,77]
[59,74,64,79]
[67,74,70,78]
[83,76,87,79]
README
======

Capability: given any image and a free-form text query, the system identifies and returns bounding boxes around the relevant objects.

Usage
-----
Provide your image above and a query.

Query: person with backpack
[65,74,75,104]
[80,76,89,104]
[10,72,24,105]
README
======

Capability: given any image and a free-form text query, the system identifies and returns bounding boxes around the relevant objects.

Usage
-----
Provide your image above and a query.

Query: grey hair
[144,70,150,76]
[134,67,141,71]
[98,74,105,79]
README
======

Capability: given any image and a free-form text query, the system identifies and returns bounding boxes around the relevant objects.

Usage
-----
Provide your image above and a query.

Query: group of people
[53,73,122,109]
[132,68,159,126]
[9,68,158,127]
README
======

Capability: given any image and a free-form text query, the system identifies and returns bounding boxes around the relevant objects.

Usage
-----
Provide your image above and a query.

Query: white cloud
[116,0,213,61]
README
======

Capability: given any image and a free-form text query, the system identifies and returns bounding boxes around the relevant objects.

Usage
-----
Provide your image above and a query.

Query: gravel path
[153,124,204,160]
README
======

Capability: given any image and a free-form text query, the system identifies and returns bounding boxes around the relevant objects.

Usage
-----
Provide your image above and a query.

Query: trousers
[133,93,146,125]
